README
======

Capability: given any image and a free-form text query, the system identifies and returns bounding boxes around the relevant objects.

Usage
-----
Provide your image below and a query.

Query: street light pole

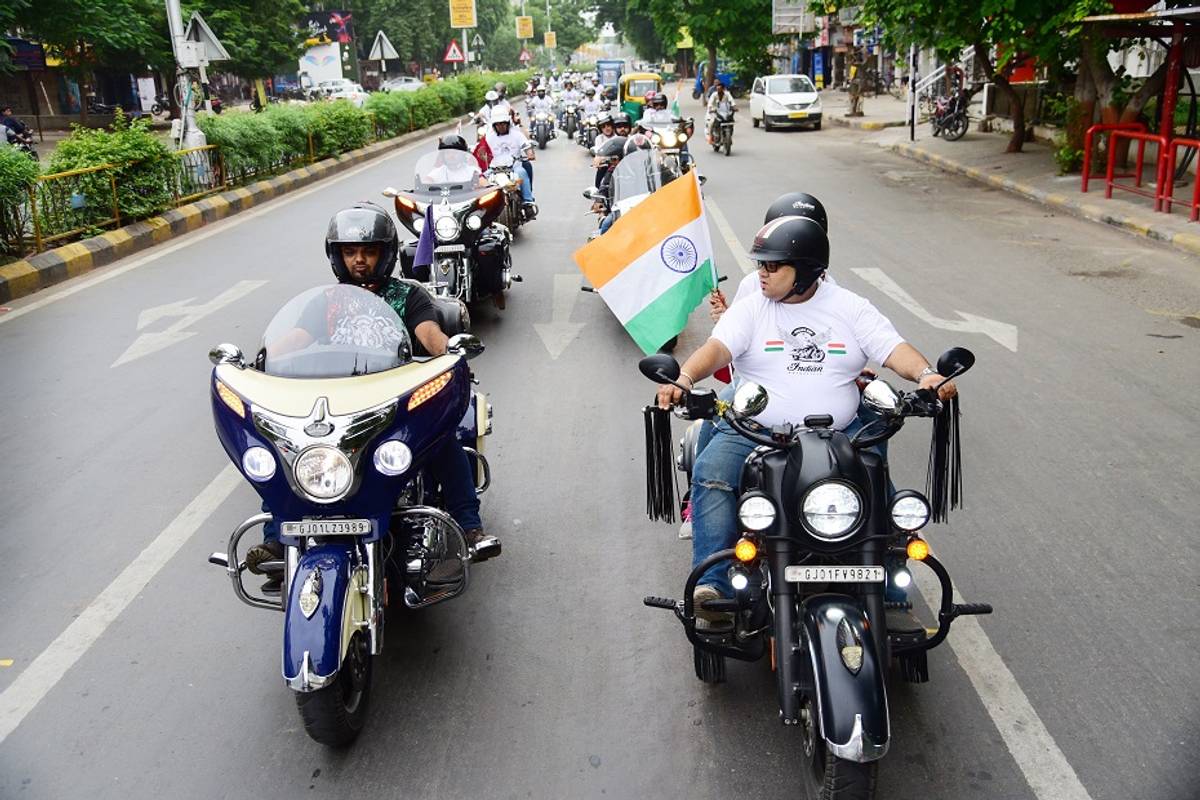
[164,0,204,149]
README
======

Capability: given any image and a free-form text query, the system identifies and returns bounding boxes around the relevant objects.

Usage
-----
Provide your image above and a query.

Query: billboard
[544,31,557,49]
[772,0,813,34]
[303,11,355,45]
[516,16,534,39]
[449,0,476,29]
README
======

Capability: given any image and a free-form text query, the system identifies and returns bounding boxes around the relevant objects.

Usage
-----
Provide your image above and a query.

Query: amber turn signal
[906,537,929,561]
[734,538,758,563]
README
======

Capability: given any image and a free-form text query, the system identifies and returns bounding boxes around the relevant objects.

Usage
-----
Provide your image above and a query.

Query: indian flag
[573,172,716,354]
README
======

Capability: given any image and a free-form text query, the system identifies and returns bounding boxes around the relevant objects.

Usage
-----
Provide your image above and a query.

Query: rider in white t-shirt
[656,215,958,613]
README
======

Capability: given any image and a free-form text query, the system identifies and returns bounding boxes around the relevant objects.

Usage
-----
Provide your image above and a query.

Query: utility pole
[546,0,553,67]
[165,0,205,149]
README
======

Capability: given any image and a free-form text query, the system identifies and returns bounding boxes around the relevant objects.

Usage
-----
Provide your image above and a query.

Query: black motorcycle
[388,150,517,309]
[6,128,37,161]
[531,110,554,149]
[931,90,969,141]
[578,115,598,150]
[562,104,580,138]
[710,107,735,156]
[639,348,991,800]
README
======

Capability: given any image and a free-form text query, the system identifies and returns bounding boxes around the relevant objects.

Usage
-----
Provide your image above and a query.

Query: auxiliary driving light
[734,537,758,562]
[730,571,750,592]
[241,446,276,481]
[737,496,776,531]
[890,493,931,532]
[373,440,413,476]
[892,566,913,589]
[906,538,930,561]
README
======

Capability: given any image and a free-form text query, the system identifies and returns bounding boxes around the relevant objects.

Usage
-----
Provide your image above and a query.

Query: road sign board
[516,16,534,39]
[543,31,557,49]
[184,12,231,62]
[518,47,533,63]
[471,32,485,48]
[368,30,399,61]
[443,39,465,62]
[449,0,476,29]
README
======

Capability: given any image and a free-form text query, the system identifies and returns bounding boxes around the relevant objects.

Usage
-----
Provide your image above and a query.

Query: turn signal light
[479,189,501,206]
[407,371,453,411]
[906,537,930,561]
[395,196,416,212]
[734,538,758,563]
[215,380,245,418]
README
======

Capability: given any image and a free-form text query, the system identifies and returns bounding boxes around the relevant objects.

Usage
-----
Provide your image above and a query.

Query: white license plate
[281,519,372,537]
[788,111,809,119]
[784,565,885,583]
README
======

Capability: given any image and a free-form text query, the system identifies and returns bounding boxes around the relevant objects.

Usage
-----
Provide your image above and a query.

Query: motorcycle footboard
[282,543,369,692]
[801,596,889,762]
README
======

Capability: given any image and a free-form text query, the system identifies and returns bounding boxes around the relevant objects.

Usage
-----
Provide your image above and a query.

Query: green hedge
[48,111,174,219]
[0,146,39,208]
[364,70,533,138]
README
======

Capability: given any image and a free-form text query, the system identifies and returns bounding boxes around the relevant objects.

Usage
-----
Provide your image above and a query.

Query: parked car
[316,78,357,97]
[328,83,370,107]
[381,76,424,93]
[749,74,822,131]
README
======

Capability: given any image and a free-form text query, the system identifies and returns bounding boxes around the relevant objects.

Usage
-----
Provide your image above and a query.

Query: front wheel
[763,115,774,132]
[294,631,373,747]
[693,645,725,683]
[692,90,701,100]
[724,137,731,156]
[799,696,877,799]
[943,114,968,141]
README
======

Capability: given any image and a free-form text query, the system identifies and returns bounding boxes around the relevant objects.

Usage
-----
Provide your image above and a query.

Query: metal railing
[172,145,225,205]
[28,163,123,252]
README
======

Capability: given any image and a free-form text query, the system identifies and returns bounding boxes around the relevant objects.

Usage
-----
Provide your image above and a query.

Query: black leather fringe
[644,405,676,523]
[926,396,963,523]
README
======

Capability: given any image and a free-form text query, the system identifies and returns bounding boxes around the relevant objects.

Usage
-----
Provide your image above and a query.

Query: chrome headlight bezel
[737,494,777,532]
[889,490,931,532]
[293,445,354,503]
[801,481,864,541]
[434,214,461,241]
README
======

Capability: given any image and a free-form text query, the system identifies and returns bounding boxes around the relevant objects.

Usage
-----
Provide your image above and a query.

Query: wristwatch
[917,366,938,381]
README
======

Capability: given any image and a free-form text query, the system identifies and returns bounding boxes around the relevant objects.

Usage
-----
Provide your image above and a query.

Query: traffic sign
[518,47,533,63]
[471,32,485,48]
[543,31,557,49]
[443,39,465,63]
[516,16,534,39]
[369,30,399,61]
[449,0,476,29]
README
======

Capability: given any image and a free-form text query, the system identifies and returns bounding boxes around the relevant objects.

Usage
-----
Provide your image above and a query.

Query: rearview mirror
[731,382,768,417]
[582,187,597,200]
[638,353,680,384]
[862,379,903,417]
[209,343,244,367]
[936,347,975,378]
[447,333,484,361]
[382,186,399,197]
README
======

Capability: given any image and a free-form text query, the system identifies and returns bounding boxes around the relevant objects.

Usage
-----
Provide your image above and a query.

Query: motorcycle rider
[705,82,736,142]
[528,86,555,137]
[591,114,616,188]
[475,89,502,124]
[560,79,582,123]
[655,216,957,618]
[640,92,675,126]
[594,134,654,235]
[246,203,499,592]
[0,104,29,138]
[485,106,537,217]
[611,111,632,138]
[581,87,605,117]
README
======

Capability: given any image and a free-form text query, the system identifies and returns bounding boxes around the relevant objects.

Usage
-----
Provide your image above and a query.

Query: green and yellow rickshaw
[618,72,664,122]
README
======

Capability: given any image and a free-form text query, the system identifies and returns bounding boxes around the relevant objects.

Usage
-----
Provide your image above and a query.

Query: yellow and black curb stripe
[0,119,463,304]
[890,141,1200,259]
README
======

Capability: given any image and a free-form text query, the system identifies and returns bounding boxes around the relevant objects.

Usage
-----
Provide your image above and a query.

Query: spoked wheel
[693,645,726,684]
[798,694,877,800]
[943,115,968,141]
[295,631,373,747]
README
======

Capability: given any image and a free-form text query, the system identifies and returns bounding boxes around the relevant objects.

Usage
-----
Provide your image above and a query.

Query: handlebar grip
[954,602,993,616]
[643,596,679,610]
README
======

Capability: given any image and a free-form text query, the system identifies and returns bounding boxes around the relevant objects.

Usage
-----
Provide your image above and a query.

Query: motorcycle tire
[724,138,731,156]
[692,90,701,100]
[693,645,725,684]
[800,695,877,799]
[944,115,968,142]
[294,630,373,747]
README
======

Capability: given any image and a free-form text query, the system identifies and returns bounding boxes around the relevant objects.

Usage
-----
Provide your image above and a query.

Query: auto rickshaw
[618,72,663,122]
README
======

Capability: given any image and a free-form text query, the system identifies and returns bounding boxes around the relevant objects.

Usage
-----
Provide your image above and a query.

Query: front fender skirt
[282,543,368,692]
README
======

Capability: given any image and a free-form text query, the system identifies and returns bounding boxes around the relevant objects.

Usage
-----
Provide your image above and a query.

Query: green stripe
[828,349,846,355]
[624,261,716,354]
[764,346,784,352]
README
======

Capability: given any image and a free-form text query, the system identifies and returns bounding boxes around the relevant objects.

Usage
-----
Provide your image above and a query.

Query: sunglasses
[756,261,791,274]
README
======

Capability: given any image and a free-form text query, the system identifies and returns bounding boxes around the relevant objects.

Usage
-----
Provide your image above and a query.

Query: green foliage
[15,0,163,78]
[527,0,599,61]
[197,112,288,176]
[1053,132,1084,175]
[184,0,308,79]
[48,111,174,219]
[427,80,471,115]
[0,146,39,207]
[633,0,773,82]
[307,101,375,158]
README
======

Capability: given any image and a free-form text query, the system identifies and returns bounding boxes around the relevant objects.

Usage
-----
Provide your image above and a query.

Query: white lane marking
[851,267,1019,352]
[112,280,268,367]
[0,133,442,327]
[533,273,584,359]
[704,196,755,275]
[913,565,1094,800]
[0,465,241,744]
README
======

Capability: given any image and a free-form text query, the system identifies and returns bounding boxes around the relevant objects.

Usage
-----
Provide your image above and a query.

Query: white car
[328,83,369,107]
[316,78,356,97]
[381,76,423,93]
[749,74,823,131]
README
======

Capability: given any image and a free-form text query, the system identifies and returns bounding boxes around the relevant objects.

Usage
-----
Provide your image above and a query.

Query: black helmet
[748,216,829,295]
[596,113,613,127]
[624,133,652,154]
[598,135,627,159]
[585,87,595,96]
[325,202,400,284]
[764,192,828,232]
[652,93,668,109]
[611,112,631,129]
[438,134,469,152]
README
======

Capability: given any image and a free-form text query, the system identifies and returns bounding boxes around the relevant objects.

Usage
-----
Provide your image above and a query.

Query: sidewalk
[865,125,1200,258]
[819,89,909,131]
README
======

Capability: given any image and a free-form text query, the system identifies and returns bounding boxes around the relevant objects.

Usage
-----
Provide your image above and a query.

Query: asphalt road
[0,93,1197,800]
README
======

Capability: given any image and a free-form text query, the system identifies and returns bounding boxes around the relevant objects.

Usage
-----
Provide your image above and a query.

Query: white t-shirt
[731,271,838,305]
[485,128,531,167]
[641,108,674,125]
[711,280,903,430]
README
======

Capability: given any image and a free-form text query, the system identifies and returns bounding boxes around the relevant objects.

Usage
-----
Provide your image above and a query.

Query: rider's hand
[919,373,958,402]
[708,289,728,322]
[656,382,685,410]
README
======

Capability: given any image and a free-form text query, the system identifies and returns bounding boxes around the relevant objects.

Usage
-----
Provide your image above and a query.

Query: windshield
[768,76,815,95]
[612,149,664,204]
[260,285,412,378]
[626,79,659,97]
[413,150,482,191]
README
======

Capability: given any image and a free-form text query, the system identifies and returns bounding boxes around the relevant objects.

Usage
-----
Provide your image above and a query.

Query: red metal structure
[1081,122,1146,193]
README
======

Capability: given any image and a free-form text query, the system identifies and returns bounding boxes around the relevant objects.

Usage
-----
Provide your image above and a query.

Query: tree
[0,0,31,74]
[633,0,772,86]
[529,0,598,62]
[852,0,1085,153]
[188,0,308,79]
[595,0,673,62]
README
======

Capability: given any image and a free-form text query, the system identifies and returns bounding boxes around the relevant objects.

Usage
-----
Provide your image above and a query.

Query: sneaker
[245,540,283,574]
[693,584,733,627]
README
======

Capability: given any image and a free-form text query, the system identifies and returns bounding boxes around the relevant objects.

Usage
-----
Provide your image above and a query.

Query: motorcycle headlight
[241,446,276,481]
[890,493,931,532]
[737,495,776,531]
[294,446,353,502]
[466,213,483,230]
[373,440,413,476]
[678,132,688,143]
[661,130,677,147]
[802,482,862,540]
[435,214,461,240]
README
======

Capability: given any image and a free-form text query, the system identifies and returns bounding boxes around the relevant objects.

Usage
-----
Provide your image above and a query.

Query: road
[1,93,1197,800]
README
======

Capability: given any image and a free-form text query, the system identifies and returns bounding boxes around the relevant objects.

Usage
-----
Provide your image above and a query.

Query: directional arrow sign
[112,280,268,367]
[534,274,585,359]
[850,268,1018,352]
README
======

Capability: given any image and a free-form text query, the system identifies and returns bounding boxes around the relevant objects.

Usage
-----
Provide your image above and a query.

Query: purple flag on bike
[413,205,435,268]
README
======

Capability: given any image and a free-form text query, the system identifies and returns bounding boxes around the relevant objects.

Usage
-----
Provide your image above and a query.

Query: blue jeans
[599,212,615,234]
[517,160,534,200]
[689,402,900,599]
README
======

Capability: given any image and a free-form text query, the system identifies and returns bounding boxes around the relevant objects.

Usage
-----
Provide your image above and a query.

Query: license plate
[784,565,884,583]
[281,519,372,537]
[788,111,809,119]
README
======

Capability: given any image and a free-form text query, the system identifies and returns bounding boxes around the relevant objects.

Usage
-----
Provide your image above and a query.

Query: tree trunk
[974,43,1024,152]
[705,43,717,93]
[1069,47,1096,154]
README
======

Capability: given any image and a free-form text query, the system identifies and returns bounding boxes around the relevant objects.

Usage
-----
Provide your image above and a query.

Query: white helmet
[485,90,499,103]
[489,106,512,128]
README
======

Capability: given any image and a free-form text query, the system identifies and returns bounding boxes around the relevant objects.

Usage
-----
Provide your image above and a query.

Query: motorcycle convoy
[204,75,992,800]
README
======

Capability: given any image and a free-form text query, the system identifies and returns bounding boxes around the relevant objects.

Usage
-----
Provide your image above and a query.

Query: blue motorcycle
[207,284,494,746]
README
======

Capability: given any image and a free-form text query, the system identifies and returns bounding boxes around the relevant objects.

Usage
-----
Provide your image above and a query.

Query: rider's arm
[414,321,448,356]
[405,286,449,356]
[882,342,955,399]
[655,338,733,409]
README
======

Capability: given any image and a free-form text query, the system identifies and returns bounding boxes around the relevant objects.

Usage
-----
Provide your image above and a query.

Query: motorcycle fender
[801,596,889,762]
[282,543,369,692]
